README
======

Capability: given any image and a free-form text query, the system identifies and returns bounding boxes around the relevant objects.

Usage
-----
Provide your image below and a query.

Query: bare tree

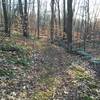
[32,0,36,34]
[63,0,66,39]
[66,0,73,50]
[2,0,10,36]
[37,0,40,39]
[50,0,55,43]
[42,2,47,27]
[18,0,29,37]
[24,0,29,37]
[56,0,61,33]
[54,2,58,35]
[33,0,35,14]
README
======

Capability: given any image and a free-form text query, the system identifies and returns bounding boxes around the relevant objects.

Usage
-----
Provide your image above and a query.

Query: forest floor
[0,34,100,100]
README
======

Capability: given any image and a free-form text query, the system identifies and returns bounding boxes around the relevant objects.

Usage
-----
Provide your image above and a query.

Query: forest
[0,0,100,100]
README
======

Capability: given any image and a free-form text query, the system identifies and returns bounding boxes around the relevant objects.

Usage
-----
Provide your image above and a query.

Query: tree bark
[18,0,29,37]
[56,0,61,33]
[23,0,29,37]
[37,0,40,39]
[2,0,10,36]
[67,0,73,50]
[50,0,55,43]
[63,0,66,39]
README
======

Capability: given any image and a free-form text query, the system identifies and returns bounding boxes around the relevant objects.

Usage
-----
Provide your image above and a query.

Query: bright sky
[5,0,100,19]
[76,0,100,19]
[41,0,100,18]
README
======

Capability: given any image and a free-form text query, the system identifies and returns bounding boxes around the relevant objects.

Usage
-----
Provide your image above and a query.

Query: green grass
[0,35,33,77]
[83,95,93,100]
[0,69,15,78]
[33,76,61,100]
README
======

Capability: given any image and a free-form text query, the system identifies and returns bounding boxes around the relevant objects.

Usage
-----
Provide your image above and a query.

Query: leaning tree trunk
[2,0,10,36]
[67,0,73,50]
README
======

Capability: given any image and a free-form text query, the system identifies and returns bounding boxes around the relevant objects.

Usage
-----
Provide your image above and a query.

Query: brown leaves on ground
[0,38,100,100]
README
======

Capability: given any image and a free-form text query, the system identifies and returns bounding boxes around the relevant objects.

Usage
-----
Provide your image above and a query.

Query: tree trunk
[56,0,61,35]
[2,0,10,36]
[23,0,29,37]
[37,0,40,39]
[67,0,73,50]
[33,0,35,13]
[18,0,29,37]
[50,0,55,43]
[63,0,66,39]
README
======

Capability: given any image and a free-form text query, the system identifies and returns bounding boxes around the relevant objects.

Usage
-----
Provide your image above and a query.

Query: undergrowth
[0,34,34,77]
